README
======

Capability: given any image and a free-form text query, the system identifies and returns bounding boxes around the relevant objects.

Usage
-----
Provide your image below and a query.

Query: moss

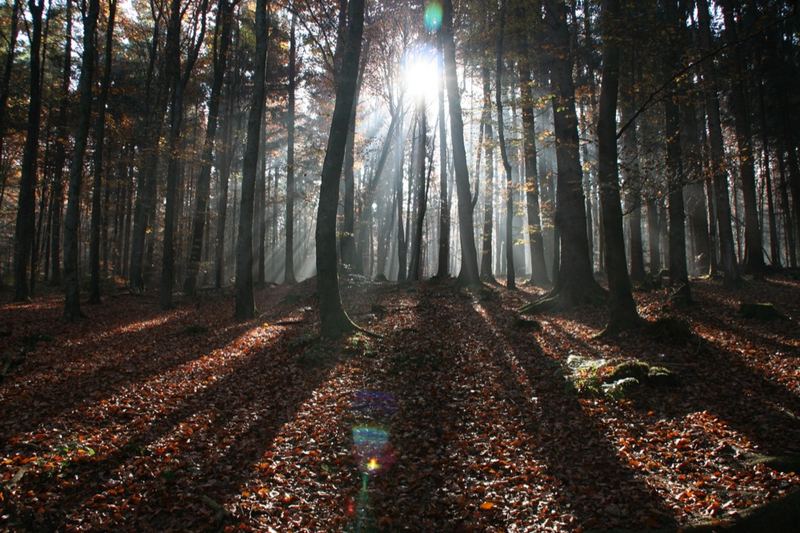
[607,360,651,382]
[601,377,640,399]
[646,317,695,345]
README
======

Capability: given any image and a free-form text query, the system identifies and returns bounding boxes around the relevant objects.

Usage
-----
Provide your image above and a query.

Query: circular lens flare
[424,2,443,32]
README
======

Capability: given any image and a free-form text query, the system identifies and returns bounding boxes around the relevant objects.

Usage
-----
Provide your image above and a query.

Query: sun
[402,46,440,103]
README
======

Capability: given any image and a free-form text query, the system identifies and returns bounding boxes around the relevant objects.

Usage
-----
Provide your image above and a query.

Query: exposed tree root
[519,284,607,314]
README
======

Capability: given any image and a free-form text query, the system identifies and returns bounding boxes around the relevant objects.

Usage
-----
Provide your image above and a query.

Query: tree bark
[63,0,100,319]
[13,0,46,301]
[524,0,603,312]
[697,0,739,285]
[436,38,450,279]
[495,1,514,290]
[285,12,297,283]
[479,64,495,281]
[89,0,117,304]
[316,0,366,337]
[596,0,640,332]
[720,0,764,274]
[185,0,235,295]
[442,0,480,285]
[234,0,270,319]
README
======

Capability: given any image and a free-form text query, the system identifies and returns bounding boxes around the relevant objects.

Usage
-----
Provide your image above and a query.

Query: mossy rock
[607,360,651,382]
[602,377,641,399]
[739,302,786,320]
[647,365,678,386]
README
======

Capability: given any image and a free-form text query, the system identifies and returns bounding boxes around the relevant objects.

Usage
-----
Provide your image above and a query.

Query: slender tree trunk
[517,36,549,286]
[494,2,514,289]
[13,0,46,301]
[776,148,796,267]
[234,0,270,319]
[129,12,166,292]
[89,0,117,303]
[697,0,739,285]
[758,79,780,267]
[162,0,208,308]
[0,0,22,210]
[720,0,764,274]
[619,62,645,283]
[479,64,495,281]
[285,12,297,283]
[662,1,690,302]
[436,39,450,279]
[185,0,234,295]
[442,0,480,285]
[396,110,407,282]
[316,0,366,337]
[408,101,427,282]
[63,0,100,319]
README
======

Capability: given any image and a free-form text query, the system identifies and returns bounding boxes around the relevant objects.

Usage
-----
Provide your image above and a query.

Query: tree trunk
[89,0,117,304]
[234,0,270,319]
[518,63,549,286]
[525,0,603,311]
[479,64,495,281]
[185,0,234,295]
[13,0,46,301]
[596,0,640,332]
[720,0,764,274]
[442,0,480,285]
[316,0,366,337]
[662,0,689,302]
[619,60,645,284]
[0,0,22,213]
[63,0,100,320]
[697,0,739,285]
[494,2,514,290]
[285,12,297,283]
[408,101,427,282]
[436,38,450,279]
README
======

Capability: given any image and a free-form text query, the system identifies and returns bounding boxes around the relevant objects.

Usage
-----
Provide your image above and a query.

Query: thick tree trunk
[396,110,407,283]
[234,0,270,319]
[525,0,603,312]
[285,13,297,284]
[596,0,639,332]
[316,0,366,337]
[89,0,117,304]
[442,0,480,285]
[63,0,100,320]
[697,0,739,285]
[13,0,46,301]
[721,1,764,274]
[185,0,234,295]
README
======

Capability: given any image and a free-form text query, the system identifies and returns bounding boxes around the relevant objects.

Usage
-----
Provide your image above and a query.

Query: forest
[0,0,799,530]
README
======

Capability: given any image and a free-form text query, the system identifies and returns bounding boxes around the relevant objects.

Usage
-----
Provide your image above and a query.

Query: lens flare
[424,2,443,32]
[402,46,440,102]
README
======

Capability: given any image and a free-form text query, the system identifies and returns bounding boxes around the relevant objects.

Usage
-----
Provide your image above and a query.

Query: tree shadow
[0,288,295,440]
[469,294,677,530]
[3,304,340,530]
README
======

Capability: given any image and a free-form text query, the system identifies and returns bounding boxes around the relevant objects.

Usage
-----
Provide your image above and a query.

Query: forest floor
[0,273,799,532]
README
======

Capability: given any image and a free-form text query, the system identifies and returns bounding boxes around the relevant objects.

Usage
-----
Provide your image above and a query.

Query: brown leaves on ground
[0,275,798,531]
